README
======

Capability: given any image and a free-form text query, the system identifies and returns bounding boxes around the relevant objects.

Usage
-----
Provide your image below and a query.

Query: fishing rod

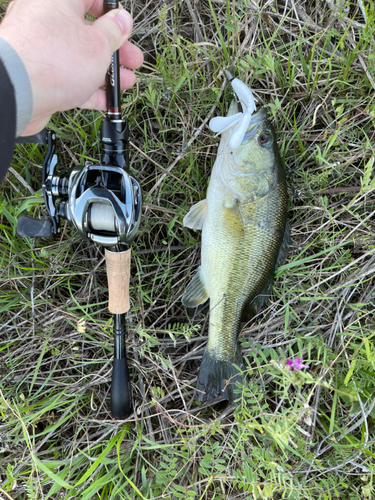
[16,0,142,418]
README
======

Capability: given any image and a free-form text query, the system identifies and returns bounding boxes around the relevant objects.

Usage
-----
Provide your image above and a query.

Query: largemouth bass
[182,82,288,403]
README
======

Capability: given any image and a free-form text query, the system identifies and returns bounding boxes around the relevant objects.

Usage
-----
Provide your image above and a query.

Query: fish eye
[259,133,271,146]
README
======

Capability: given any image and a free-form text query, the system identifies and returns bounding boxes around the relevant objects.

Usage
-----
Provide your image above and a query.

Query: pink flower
[286,358,309,371]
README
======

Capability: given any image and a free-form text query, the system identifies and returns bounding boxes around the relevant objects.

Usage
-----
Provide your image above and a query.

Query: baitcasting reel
[17,128,142,247]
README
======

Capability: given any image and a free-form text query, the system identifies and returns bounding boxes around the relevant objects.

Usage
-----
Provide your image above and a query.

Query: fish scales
[203,170,287,360]
[183,99,288,403]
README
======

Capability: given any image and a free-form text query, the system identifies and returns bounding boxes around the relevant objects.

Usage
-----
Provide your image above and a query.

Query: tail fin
[196,345,245,403]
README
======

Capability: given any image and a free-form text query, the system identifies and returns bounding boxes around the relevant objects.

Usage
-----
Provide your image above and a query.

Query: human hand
[0,0,143,136]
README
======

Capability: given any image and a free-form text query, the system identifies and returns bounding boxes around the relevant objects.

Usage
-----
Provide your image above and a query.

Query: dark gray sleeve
[0,56,16,184]
[0,37,33,137]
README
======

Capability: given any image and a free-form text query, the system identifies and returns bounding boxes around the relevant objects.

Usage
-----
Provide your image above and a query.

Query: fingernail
[115,9,132,35]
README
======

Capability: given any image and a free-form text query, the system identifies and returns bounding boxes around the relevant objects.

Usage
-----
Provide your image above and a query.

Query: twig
[315,186,361,195]
[8,167,35,195]
[0,489,15,500]
[184,0,205,43]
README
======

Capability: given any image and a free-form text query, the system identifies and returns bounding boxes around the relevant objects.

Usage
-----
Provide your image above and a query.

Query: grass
[1,0,375,498]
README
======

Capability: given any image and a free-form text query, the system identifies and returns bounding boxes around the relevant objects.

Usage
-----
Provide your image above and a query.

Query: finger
[119,67,137,89]
[79,89,107,111]
[84,19,142,72]
[81,0,110,19]
[6,1,15,14]
[119,41,144,70]
[99,67,137,90]
[84,19,143,69]
[80,69,137,110]
[92,7,133,54]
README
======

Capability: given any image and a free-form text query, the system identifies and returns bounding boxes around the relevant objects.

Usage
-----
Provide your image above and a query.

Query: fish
[182,76,289,403]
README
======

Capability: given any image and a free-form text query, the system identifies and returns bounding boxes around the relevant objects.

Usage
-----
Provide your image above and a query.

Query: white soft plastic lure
[209,70,257,150]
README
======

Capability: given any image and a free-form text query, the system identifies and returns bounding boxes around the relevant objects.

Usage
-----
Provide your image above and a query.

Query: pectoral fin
[182,268,209,308]
[183,200,207,230]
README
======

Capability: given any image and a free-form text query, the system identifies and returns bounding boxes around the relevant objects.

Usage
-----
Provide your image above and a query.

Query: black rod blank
[111,313,132,418]
[104,0,121,116]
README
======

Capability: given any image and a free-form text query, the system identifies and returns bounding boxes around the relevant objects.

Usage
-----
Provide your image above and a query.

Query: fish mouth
[242,109,268,142]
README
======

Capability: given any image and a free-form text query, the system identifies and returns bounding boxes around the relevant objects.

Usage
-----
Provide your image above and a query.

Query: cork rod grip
[105,249,131,314]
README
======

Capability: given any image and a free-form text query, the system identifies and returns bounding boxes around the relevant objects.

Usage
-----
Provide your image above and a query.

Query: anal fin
[182,267,208,308]
[183,199,207,230]
[276,220,290,267]
[242,273,274,322]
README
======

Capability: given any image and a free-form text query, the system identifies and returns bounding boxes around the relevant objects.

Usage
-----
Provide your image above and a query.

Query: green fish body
[182,102,288,403]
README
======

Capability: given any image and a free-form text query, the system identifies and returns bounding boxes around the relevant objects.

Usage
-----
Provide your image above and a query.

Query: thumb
[93,8,133,53]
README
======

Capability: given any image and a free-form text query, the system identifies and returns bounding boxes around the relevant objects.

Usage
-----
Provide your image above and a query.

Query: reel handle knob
[17,215,54,238]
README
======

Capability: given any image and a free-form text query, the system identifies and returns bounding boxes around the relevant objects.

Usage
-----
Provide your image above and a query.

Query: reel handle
[17,215,54,238]
[105,248,133,418]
